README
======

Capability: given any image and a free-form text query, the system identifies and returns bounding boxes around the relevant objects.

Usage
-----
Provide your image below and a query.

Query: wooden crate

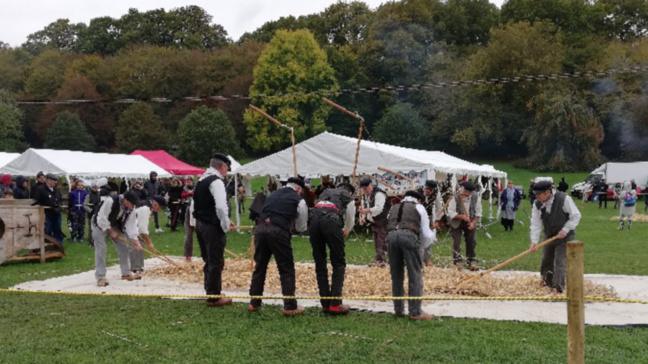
[0,199,47,264]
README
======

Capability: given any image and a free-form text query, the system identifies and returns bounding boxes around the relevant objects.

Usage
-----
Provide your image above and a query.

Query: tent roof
[131,150,205,175]
[228,155,241,173]
[0,149,171,178]
[0,152,20,169]
[237,132,506,178]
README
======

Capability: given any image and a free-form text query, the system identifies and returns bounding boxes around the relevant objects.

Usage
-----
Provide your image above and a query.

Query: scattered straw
[147,259,616,299]
[609,213,648,222]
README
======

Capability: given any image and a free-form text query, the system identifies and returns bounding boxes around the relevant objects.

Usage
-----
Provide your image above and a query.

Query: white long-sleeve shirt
[343,201,356,232]
[285,184,308,233]
[369,190,386,217]
[135,205,151,236]
[530,191,581,244]
[447,193,482,220]
[400,196,436,247]
[198,167,230,232]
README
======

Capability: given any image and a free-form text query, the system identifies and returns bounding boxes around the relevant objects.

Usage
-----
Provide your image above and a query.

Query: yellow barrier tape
[0,287,646,305]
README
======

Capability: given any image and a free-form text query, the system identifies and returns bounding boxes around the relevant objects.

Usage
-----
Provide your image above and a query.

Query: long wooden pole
[323,97,365,181]
[567,240,585,364]
[249,104,298,177]
[458,236,559,286]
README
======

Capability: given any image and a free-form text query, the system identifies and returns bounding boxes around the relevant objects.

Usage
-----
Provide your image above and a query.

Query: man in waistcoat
[359,177,391,267]
[447,181,482,271]
[92,190,142,287]
[248,177,308,316]
[386,190,435,320]
[309,182,356,315]
[193,153,234,307]
[529,180,581,293]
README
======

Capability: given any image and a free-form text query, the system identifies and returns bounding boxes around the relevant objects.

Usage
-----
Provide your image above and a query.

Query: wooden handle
[458,235,560,286]
[249,105,291,130]
[323,97,363,121]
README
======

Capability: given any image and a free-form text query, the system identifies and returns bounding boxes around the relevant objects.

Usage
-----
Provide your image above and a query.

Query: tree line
[0,1,647,170]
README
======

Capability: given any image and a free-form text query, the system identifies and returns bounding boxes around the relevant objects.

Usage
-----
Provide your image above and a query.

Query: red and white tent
[131,150,204,176]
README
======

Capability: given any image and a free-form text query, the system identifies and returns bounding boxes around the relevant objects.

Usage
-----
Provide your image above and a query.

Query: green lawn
[1,163,647,363]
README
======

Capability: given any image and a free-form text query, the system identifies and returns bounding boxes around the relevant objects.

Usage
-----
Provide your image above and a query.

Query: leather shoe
[324,304,350,315]
[282,306,305,317]
[410,313,434,321]
[206,298,233,307]
[247,304,260,313]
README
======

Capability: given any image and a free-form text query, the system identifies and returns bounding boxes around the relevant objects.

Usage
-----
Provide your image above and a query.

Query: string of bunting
[15,63,648,105]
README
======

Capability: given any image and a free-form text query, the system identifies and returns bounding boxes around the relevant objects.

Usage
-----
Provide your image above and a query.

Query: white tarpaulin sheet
[0,148,171,178]
[0,152,20,169]
[237,132,506,179]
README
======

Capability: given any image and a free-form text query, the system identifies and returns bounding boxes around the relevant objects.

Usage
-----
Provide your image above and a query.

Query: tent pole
[234,174,240,232]
[290,127,297,177]
[488,177,493,221]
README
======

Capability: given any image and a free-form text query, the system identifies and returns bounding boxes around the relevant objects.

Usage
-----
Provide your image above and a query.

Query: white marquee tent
[0,148,171,179]
[0,152,20,169]
[237,132,506,179]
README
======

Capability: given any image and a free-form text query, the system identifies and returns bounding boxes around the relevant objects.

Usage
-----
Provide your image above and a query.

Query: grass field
[1,162,647,363]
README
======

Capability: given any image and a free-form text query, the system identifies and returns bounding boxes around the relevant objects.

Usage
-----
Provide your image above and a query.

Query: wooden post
[38,206,45,263]
[322,97,365,182]
[567,240,585,364]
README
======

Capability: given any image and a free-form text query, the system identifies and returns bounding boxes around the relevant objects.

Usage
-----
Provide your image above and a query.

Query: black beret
[404,190,423,201]
[123,191,140,206]
[359,177,372,187]
[286,176,305,188]
[424,180,437,189]
[533,180,553,192]
[336,182,356,195]
[461,181,476,192]
[211,153,231,169]
[45,173,58,181]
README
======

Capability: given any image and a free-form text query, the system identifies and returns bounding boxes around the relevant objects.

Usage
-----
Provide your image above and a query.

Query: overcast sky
[1,0,505,47]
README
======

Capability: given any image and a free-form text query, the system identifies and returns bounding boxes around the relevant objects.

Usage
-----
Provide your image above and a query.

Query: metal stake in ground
[322,97,365,183]
[249,105,298,177]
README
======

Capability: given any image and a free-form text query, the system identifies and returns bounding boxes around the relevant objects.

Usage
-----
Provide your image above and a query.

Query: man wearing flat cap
[529,180,581,293]
[33,173,64,244]
[447,180,482,271]
[91,190,143,286]
[359,177,391,267]
[386,190,435,320]
[248,176,308,316]
[193,153,235,307]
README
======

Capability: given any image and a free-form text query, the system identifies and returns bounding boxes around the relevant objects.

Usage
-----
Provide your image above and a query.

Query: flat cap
[359,177,372,187]
[533,180,553,192]
[286,176,305,188]
[404,190,423,201]
[45,173,58,181]
[461,181,476,192]
[123,190,140,206]
[424,180,437,189]
[211,153,231,169]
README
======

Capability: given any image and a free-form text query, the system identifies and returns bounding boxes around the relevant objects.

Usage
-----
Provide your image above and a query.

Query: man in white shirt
[129,196,166,277]
[193,153,235,307]
[359,177,391,267]
[529,180,581,293]
[447,181,482,271]
[248,176,309,316]
[386,190,436,320]
[91,190,142,287]
[309,182,356,315]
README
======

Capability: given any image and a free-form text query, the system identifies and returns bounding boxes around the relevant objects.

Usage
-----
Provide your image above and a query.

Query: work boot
[454,261,464,271]
[467,261,479,272]
[247,304,260,313]
[410,312,434,321]
[282,306,305,317]
[97,278,109,287]
[206,298,233,307]
[121,274,136,281]
[324,304,350,315]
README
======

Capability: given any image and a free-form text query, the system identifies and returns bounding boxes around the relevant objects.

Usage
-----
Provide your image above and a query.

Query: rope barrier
[0,287,646,305]
[14,63,648,105]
